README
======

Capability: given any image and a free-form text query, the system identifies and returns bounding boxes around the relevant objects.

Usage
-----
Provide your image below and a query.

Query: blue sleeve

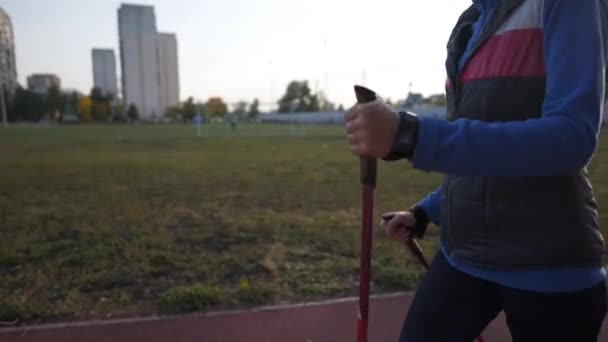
[417,186,441,226]
[412,0,606,178]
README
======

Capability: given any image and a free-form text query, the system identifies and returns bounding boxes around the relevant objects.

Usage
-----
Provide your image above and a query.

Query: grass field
[1,123,607,323]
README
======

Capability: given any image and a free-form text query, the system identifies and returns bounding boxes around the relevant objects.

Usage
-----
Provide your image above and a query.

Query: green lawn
[0,123,607,323]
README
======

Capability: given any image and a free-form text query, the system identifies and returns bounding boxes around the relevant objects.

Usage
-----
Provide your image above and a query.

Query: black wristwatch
[383,111,420,161]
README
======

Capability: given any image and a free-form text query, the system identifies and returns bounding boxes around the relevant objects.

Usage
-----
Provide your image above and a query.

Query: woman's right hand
[380,211,416,243]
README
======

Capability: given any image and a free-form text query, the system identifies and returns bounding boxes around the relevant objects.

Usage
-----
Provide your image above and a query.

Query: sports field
[1,123,606,323]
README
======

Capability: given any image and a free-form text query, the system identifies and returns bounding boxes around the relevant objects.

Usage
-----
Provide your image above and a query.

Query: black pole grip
[354,85,378,188]
[354,85,377,104]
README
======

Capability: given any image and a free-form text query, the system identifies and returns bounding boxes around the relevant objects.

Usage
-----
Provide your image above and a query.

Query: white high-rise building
[92,49,118,99]
[0,7,17,95]
[158,33,180,112]
[118,4,161,120]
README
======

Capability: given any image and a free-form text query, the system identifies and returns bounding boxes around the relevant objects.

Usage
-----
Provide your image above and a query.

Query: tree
[205,97,228,118]
[248,98,260,119]
[47,84,61,108]
[182,97,197,122]
[90,87,111,122]
[90,87,104,101]
[76,96,93,122]
[337,104,345,112]
[429,94,447,106]
[164,105,182,122]
[196,103,207,120]
[9,87,46,121]
[233,101,248,119]
[317,91,335,111]
[94,101,110,121]
[47,84,62,119]
[69,91,80,108]
[422,94,447,106]
[308,93,320,112]
[127,104,139,122]
[112,103,126,122]
[277,80,319,113]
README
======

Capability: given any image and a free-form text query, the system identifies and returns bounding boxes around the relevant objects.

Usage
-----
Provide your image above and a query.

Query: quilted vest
[441,0,605,270]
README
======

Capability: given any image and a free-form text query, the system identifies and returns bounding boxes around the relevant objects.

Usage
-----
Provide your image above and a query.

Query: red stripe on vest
[460,29,544,82]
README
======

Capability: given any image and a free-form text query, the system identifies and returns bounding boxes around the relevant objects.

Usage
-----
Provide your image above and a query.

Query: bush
[0,296,46,321]
[161,284,225,313]
[237,280,278,307]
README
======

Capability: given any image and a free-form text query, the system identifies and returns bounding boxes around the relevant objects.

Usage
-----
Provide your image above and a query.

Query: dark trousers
[399,252,607,342]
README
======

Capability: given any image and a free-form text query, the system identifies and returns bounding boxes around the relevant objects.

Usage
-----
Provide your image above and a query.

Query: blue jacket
[416,0,607,292]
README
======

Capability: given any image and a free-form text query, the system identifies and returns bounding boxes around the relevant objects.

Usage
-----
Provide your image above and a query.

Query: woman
[345,0,608,341]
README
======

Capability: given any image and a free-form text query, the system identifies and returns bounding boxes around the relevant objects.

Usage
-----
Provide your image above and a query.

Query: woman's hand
[380,211,416,243]
[344,99,400,158]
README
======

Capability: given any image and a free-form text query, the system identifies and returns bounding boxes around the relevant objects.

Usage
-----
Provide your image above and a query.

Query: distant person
[345,1,608,341]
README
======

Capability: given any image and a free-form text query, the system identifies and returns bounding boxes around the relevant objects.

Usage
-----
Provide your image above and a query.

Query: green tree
[112,103,126,122]
[9,87,46,121]
[205,97,228,118]
[95,102,110,121]
[309,93,320,112]
[47,84,62,118]
[164,105,182,122]
[90,87,104,101]
[277,81,319,113]
[69,91,80,108]
[233,101,248,119]
[429,94,447,106]
[420,94,447,106]
[196,103,207,120]
[182,97,197,122]
[127,104,139,122]
[90,87,111,122]
[248,98,260,119]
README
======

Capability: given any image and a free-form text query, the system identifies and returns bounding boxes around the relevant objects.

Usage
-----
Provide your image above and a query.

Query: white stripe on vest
[495,0,544,35]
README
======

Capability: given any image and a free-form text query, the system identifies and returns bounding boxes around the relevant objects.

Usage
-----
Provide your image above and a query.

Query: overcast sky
[2,0,473,107]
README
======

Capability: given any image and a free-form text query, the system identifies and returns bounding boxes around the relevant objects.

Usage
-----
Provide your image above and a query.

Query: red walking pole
[354,85,378,342]
[353,86,485,342]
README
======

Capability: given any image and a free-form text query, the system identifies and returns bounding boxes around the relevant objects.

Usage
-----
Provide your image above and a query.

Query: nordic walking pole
[381,213,486,342]
[354,85,378,342]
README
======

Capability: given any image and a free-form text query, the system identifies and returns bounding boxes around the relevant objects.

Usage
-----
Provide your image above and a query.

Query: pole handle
[381,213,429,268]
[354,85,378,187]
[354,85,377,103]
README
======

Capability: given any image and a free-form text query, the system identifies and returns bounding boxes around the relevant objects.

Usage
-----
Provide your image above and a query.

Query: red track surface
[1,293,606,342]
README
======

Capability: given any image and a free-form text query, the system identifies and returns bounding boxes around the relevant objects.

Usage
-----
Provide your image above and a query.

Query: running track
[1,292,606,341]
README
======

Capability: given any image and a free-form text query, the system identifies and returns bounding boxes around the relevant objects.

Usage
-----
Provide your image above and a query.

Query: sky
[1,0,473,108]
